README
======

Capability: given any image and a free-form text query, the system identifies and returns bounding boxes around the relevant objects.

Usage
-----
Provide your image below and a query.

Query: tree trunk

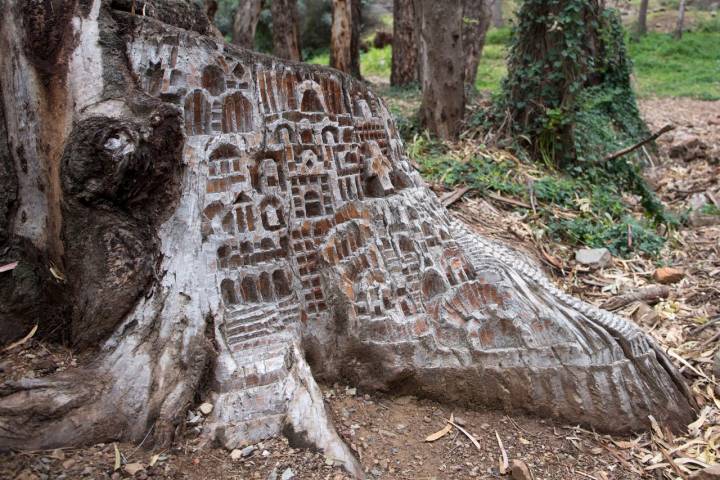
[390,0,418,86]
[414,0,466,139]
[232,0,264,49]
[492,0,503,28]
[637,0,649,36]
[462,0,492,89]
[675,0,687,39]
[0,1,695,477]
[330,0,361,78]
[271,0,302,61]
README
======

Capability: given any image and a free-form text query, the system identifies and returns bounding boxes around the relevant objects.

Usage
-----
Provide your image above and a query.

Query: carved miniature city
[127,27,691,458]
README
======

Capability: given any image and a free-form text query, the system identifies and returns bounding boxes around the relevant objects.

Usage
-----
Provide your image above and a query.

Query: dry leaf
[424,413,453,442]
[113,443,121,471]
[0,261,18,273]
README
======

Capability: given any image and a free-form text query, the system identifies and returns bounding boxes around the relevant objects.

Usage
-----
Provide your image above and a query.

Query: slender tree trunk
[636,0,649,36]
[330,0,361,78]
[271,0,302,61]
[233,0,264,49]
[492,0,503,28]
[414,0,466,139]
[675,0,687,39]
[390,0,418,86]
[0,1,696,475]
[463,0,492,89]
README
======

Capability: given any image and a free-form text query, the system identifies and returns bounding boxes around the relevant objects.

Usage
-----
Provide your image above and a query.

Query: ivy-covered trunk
[501,0,648,168]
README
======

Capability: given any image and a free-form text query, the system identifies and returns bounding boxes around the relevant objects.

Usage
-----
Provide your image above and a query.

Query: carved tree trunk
[414,0,466,140]
[637,0,649,36]
[233,0,264,49]
[390,0,418,87]
[463,0,492,89]
[330,0,361,78]
[271,0,302,61]
[0,1,695,478]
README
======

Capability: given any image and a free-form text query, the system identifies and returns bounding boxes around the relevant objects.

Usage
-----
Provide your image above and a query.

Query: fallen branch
[447,420,481,450]
[2,324,38,352]
[600,285,670,311]
[440,187,472,208]
[601,124,675,163]
[495,430,509,474]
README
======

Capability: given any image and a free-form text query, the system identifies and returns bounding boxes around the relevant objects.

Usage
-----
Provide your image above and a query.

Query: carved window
[304,191,323,217]
[184,90,210,136]
[300,89,324,113]
[221,279,238,305]
[273,270,291,297]
[222,93,253,133]
[260,197,285,231]
[241,277,259,302]
[202,65,226,96]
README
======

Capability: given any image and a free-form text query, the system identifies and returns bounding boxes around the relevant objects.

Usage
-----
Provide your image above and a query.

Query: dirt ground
[1,98,719,479]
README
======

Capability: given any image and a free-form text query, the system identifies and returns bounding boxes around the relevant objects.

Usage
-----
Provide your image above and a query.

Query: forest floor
[1,98,719,479]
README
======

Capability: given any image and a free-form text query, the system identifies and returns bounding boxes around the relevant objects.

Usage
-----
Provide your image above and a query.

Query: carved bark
[390,0,418,87]
[0,1,695,478]
[233,0,264,49]
[414,0,466,140]
[271,0,302,61]
[463,0,492,89]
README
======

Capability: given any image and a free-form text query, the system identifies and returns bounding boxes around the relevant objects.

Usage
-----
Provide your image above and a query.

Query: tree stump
[0,2,694,478]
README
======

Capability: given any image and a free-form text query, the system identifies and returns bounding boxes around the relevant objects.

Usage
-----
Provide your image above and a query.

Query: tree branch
[602,124,675,163]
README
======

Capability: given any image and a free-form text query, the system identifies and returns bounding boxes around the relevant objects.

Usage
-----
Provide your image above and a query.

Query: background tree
[271,0,302,60]
[492,0,504,28]
[501,0,649,167]
[675,0,687,39]
[233,0,264,49]
[390,0,418,86]
[462,0,492,89]
[414,0,466,140]
[636,0,649,36]
[330,0,361,77]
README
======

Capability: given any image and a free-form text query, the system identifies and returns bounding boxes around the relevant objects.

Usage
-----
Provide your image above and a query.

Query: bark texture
[675,0,687,39]
[637,0,649,36]
[390,0,418,87]
[330,0,362,78]
[414,0,466,140]
[462,0,492,89]
[271,0,302,61]
[232,0,264,49]
[0,1,696,478]
[492,0,503,28]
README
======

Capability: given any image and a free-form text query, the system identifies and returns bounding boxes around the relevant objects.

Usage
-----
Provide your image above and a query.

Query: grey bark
[462,0,492,89]
[675,0,687,39]
[0,1,696,479]
[492,0,503,28]
[271,0,302,61]
[390,0,418,86]
[232,0,264,49]
[414,0,466,139]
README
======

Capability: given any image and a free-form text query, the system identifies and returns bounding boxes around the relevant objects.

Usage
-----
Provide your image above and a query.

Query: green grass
[627,30,720,100]
[307,23,719,101]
